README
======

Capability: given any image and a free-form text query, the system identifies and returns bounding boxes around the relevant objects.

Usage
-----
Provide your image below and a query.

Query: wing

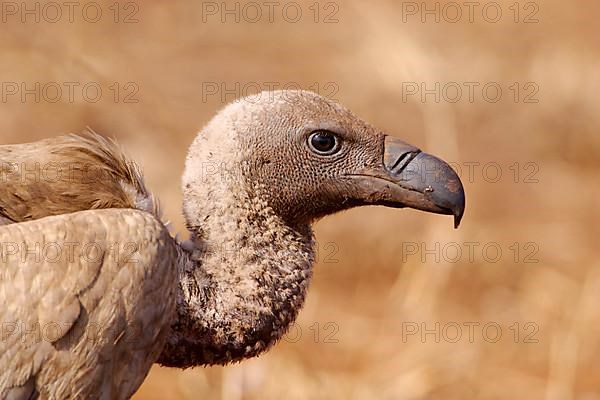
[0,208,178,399]
[0,131,159,225]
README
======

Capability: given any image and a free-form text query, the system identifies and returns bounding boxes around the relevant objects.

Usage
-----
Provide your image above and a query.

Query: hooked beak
[347,136,465,228]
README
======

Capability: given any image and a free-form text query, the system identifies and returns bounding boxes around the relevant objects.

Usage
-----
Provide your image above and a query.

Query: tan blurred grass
[1,0,599,398]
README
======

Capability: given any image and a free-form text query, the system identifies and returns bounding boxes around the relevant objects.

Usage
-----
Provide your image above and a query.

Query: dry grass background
[1,0,599,398]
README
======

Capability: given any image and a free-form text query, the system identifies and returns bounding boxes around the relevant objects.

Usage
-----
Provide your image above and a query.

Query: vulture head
[183,90,464,231]
[160,90,465,367]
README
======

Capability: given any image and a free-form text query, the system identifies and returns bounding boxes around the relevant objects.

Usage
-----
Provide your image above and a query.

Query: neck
[158,193,315,367]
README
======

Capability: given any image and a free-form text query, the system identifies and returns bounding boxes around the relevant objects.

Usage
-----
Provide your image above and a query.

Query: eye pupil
[309,131,339,154]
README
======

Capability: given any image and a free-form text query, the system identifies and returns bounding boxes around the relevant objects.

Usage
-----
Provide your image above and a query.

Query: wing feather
[0,131,160,225]
[0,209,178,399]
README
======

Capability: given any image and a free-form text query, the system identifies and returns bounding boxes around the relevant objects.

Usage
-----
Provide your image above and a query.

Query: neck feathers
[159,191,315,367]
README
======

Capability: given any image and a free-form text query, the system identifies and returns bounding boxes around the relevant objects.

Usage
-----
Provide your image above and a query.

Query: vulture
[0,90,465,399]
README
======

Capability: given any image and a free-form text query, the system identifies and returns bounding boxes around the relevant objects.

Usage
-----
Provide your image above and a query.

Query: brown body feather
[0,131,158,224]
[0,209,178,399]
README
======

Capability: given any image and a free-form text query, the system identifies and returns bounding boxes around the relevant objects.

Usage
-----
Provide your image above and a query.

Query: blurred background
[1,0,599,398]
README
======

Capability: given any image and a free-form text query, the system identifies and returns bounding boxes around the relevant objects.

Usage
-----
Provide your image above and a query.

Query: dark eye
[308,130,340,155]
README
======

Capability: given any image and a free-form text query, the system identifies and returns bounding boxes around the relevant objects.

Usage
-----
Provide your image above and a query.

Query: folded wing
[0,208,178,399]
[0,132,159,225]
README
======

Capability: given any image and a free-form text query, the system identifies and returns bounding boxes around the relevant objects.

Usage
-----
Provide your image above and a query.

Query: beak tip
[451,186,465,229]
[453,211,463,229]
[420,156,466,229]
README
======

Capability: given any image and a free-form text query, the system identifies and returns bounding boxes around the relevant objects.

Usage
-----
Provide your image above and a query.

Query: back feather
[0,129,160,224]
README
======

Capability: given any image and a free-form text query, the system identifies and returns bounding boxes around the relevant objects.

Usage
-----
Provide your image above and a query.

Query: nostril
[388,150,421,175]
[383,135,422,175]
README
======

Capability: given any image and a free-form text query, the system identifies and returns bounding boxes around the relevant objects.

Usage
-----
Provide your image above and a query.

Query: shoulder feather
[0,130,160,224]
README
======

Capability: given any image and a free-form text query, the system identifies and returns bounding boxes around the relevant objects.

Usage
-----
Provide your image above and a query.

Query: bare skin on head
[0,90,464,398]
